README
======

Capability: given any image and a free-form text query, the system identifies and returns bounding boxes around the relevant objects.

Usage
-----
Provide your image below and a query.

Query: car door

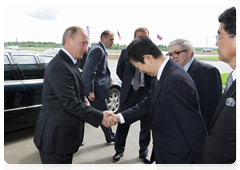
[10,53,44,126]
[4,53,27,132]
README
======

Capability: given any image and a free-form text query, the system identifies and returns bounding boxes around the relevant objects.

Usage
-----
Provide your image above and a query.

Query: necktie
[223,71,233,95]
[133,68,141,91]
[155,77,159,89]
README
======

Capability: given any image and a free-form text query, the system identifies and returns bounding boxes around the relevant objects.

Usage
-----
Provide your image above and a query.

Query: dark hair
[100,30,113,40]
[218,7,236,35]
[126,36,163,64]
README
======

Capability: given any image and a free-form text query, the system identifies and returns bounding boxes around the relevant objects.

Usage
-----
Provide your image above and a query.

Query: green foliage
[221,73,230,86]
[91,43,168,51]
[4,41,62,48]
[195,56,219,60]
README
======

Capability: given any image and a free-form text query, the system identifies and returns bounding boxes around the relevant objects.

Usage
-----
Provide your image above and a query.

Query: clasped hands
[102,111,120,128]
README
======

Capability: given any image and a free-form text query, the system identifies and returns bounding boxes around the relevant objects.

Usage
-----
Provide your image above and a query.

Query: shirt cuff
[118,113,125,124]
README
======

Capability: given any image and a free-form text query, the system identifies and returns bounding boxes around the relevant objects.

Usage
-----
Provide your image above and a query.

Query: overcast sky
[3,0,237,48]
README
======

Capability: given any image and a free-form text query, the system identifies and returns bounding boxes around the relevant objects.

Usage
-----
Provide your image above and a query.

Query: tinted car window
[38,55,53,66]
[12,55,42,79]
[4,55,14,81]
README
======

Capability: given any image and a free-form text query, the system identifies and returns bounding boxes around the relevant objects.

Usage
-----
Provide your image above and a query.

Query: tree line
[4,41,169,51]
[4,41,214,52]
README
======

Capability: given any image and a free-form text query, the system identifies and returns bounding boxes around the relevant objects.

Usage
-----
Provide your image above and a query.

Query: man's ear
[143,54,153,64]
[187,49,193,58]
[66,36,71,45]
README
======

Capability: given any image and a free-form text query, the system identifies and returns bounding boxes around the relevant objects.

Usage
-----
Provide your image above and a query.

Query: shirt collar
[183,57,195,71]
[232,69,236,81]
[100,41,107,52]
[156,56,170,81]
[61,47,77,65]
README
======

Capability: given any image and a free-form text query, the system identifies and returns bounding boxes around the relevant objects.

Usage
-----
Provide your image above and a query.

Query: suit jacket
[116,48,152,106]
[187,59,222,128]
[82,42,111,100]
[34,50,103,154]
[201,80,236,164]
[121,59,207,164]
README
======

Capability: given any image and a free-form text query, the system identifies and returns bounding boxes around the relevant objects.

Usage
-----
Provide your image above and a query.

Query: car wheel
[107,88,120,114]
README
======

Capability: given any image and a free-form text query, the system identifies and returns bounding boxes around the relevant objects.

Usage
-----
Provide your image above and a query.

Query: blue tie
[223,72,233,95]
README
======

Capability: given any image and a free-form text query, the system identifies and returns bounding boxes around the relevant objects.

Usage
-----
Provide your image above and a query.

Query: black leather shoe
[80,143,84,146]
[107,138,115,143]
[113,152,123,161]
[139,155,151,164]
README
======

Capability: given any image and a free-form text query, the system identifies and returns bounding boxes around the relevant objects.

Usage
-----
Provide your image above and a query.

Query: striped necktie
[133,68,141,91]
[223,71,233,95]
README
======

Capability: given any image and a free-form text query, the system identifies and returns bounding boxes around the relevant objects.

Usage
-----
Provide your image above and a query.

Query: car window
[38,55,53,66]
[12,55,42,79]
[4,55,14,81]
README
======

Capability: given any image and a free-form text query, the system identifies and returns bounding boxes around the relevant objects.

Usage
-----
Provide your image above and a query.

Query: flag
[86,26,91,47]
[157,34,162,40]
[117,31,121,39]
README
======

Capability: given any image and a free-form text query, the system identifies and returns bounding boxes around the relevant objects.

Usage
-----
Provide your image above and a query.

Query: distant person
[33,26,117,164]
[114,27,152,163]
[109,36,207,164]
[167,38,222,129]
[201,7,236,164]
[82,30,116,143]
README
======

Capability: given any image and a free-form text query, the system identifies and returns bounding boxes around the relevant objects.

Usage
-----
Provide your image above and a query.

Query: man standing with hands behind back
[201,7,236,164]
[34,26,116,164]
[82,30,116,143]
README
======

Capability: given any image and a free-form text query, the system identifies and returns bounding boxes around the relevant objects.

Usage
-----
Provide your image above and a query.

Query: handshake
[102,111,120,128]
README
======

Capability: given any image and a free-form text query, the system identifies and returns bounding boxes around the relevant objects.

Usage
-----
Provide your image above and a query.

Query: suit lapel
[187,59,197,79]
[149,59,172,120]
[59,50,84,97]
[209,80,236,128]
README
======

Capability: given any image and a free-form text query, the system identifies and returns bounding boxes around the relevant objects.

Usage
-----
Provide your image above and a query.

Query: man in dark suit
[201,7,236,164]
[167,38,222,128]
[109,36,207,164]
[82,30,116,143]
[114,27,152,163]
[34,26,116,164]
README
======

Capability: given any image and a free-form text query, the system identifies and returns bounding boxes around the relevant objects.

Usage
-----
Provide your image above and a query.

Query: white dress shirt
[118,56,170,124]
[61,47,77,65]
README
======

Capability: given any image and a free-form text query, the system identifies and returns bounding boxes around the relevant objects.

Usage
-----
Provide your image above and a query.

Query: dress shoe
[80,143,84,146]
[139,155,151,164]
[107,138,115,143]
[113,152,123,161]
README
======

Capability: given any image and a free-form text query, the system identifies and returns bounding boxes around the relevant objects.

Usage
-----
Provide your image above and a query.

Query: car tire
[107,88,120,114]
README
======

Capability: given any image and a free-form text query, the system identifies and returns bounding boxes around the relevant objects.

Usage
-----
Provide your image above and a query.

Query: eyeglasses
[166,50,188,58]
[215,34,234,43]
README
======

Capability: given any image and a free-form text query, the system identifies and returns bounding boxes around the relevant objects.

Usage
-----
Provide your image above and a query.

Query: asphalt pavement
[4,58,232,166]
[4,121,153,164]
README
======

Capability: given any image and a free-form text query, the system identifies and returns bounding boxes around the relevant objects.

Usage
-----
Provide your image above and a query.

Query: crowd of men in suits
[33,7,236,164]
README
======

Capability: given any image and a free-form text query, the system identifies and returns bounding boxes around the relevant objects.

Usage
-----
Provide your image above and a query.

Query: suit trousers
[115,86,150,156]
[39,149,73,164]
[90,98,115,142]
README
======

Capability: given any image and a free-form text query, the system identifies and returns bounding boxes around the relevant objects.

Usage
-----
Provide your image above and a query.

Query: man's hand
[88,92,95,101]
[84,98,90,106]
[192,165,200,170]
[102,110,119,127]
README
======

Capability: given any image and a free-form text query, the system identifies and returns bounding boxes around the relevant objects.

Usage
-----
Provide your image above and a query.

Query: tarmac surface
[3,58,234,169]
[4,121,153,164]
